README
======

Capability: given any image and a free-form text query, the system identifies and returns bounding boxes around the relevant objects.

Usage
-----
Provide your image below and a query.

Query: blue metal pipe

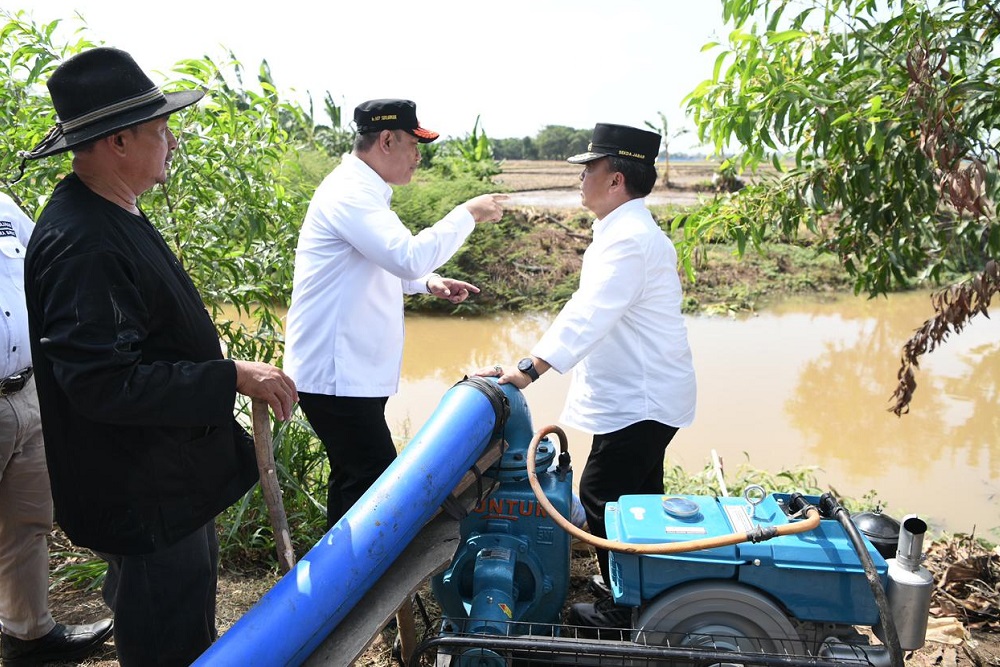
[195,377,514,666]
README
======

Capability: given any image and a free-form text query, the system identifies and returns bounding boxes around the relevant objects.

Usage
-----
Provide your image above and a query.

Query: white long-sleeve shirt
[284,154,474,397]
[0,194,34,378]
[532,198,696,434]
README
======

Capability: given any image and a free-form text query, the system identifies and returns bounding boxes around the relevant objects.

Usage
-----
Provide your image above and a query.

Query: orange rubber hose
[526,424,820,555]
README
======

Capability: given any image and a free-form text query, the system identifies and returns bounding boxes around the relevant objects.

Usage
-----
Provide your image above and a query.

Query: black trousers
[98,521,218,667]
[298,392,397,527]
[579,420,679,588]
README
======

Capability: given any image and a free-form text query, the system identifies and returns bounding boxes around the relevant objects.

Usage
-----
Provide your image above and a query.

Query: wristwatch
[517,357,539,382]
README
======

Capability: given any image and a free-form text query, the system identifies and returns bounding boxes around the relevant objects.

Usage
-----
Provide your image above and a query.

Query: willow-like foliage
[683,0,999,414]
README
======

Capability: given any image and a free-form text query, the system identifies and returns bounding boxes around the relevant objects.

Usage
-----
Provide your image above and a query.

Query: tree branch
[889,259,1000,415]
[529,212,592,241]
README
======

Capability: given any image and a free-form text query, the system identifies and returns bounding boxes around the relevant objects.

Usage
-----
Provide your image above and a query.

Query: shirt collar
[593,197,646,234]
[342,152,394,204]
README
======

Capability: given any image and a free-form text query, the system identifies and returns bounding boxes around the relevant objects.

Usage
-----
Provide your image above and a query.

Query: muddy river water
[384,290,999,537]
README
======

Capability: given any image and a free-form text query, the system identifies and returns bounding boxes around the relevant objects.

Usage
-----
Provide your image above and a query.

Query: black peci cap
[567,123,661,166]
[353,99,439,143]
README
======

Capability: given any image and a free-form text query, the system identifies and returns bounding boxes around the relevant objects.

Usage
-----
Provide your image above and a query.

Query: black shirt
[25,174,258,554]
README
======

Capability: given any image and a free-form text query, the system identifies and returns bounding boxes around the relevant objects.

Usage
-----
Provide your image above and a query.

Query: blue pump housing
[432,387,573,632]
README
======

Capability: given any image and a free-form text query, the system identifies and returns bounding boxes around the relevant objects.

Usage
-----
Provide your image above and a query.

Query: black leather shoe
[1,619,114,666]
[567,597,632,640]
[587,574,612,599]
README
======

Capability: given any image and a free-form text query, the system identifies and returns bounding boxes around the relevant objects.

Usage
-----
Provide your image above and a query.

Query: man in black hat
[284,99,506,527]
[19,47,298,665]
[482,123,697,630]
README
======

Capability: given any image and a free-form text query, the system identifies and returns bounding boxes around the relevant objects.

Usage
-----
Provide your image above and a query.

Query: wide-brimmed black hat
[567,123,661,166]
[354,99,439,143]
[19,47,205,161]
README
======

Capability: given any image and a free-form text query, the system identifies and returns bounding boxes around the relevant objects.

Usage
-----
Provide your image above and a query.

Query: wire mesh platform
[411,619,886,667]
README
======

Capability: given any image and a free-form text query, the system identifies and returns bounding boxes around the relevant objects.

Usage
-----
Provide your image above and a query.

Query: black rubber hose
[820,492,904,667]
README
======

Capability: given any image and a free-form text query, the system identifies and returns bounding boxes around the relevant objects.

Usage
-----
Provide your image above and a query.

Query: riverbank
[411,204,856,318]
[409,160,858,317]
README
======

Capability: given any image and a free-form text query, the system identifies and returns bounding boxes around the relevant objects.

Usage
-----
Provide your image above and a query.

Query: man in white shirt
[0,193,113,666]
[485,123,697,629]
[284,99,505,527]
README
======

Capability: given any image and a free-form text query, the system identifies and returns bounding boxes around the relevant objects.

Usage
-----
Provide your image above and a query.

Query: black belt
[0,367,33,397]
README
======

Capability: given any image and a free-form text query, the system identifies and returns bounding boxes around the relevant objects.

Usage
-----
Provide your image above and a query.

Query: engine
[612,491,932,662]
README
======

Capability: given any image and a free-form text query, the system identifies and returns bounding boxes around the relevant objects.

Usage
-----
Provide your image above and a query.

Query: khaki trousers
[0,378,55,640]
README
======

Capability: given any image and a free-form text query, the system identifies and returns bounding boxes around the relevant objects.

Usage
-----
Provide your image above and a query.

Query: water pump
[421,388,934,666]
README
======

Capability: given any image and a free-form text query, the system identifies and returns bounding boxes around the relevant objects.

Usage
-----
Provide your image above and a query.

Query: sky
[11,1,732,151]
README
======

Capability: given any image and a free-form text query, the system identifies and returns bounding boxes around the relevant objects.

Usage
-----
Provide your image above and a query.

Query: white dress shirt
[532,198,696,434]
[284,154,475,397]
[0,194,34,378]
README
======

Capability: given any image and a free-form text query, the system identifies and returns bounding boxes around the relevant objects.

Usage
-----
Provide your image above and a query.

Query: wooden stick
[395,596,416,665]
[251,399,295,573]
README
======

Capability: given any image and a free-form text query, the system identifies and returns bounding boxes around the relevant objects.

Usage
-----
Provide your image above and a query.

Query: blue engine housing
[607,492,888,626]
